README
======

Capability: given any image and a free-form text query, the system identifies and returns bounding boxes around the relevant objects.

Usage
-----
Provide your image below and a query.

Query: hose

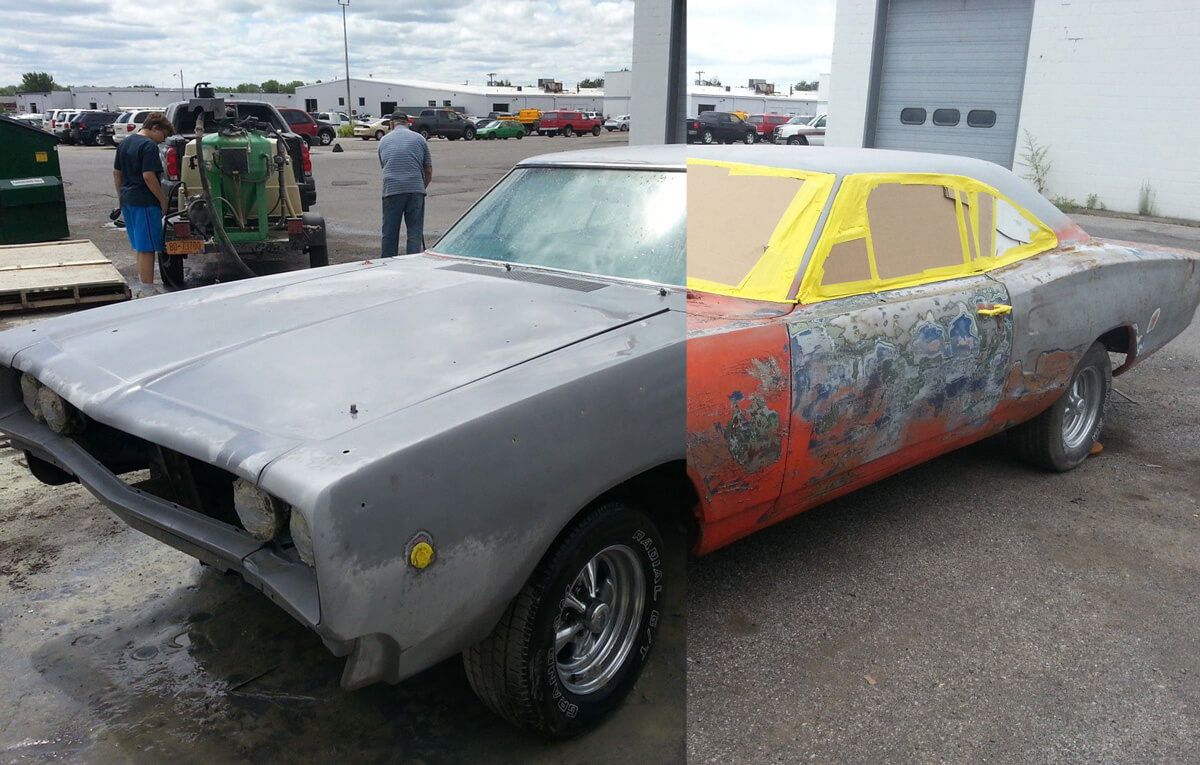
[194,110,256,278]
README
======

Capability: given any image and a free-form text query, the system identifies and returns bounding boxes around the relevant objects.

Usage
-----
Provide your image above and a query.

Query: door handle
[977,303,1013,317]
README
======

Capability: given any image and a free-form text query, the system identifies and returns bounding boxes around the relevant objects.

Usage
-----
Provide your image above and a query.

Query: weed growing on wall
[1138,181,1157,217]
[1019,130,1052,195]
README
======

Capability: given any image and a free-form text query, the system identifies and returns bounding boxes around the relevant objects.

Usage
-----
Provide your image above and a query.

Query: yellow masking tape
[799,172,1058,304]
[686,159,835,302]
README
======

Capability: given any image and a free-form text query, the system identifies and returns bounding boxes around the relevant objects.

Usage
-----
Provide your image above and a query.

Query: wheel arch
[1097,324,1138,376]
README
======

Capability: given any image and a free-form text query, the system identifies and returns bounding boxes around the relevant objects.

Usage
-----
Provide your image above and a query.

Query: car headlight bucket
[20,374,43,421]
[36,387,79,434]
[290,509,315,567]
[232,478,288,541]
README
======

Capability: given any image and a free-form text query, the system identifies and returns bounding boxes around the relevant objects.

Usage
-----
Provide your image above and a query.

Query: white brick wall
[1016,0,1200,220]
[828,0,1200,221]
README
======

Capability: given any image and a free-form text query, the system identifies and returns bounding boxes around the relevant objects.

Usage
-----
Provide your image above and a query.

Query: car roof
[518,145,1068,227]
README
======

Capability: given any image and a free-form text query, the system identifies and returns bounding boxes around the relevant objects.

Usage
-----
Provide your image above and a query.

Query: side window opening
[865,184,966,280]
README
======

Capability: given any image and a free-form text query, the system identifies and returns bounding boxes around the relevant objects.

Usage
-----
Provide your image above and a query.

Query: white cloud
[688,0,835,88]
[0,0,633,89]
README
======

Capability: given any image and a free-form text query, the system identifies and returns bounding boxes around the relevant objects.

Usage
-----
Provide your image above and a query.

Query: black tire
[516,132,522,140]
[318,130,334,146]
[419,127,431,140]
[464,500,666,737]
[303,135,314,147]
[157,251,185,290]
[786,135,807,146]
[361,136,370,141]
[744,130,756,144]
[374,130,384,140]
[620,123,629,132]
[464,127,475,141]
[1010,341,1112,471]
[562,125,575,137]
[701,129,714,145]
[591,125,601,136]
[307,245,328,268]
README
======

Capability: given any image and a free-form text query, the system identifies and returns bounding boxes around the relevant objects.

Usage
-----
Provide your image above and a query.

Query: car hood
[2,256,672,476]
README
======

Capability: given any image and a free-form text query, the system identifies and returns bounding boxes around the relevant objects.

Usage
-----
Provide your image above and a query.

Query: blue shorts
[122,204,164,253]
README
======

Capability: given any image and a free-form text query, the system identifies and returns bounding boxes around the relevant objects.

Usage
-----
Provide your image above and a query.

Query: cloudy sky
[689,0,835,88]
[0,0,635,89]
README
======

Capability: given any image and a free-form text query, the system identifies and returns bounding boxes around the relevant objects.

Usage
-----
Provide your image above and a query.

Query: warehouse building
[687,80,824,119]
[294,77,610,119]
[828,0,1200,219]
[16,87,300,113]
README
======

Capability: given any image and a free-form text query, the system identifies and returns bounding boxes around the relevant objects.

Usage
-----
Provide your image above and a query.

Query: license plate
[166,238,205,255]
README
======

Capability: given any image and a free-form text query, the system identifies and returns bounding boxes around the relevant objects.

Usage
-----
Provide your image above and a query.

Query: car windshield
[484,121,502,128]
[788,116,810,125]
[434,167,686,285]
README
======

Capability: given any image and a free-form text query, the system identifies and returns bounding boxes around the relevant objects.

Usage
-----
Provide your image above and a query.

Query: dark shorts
[122,205,163,253]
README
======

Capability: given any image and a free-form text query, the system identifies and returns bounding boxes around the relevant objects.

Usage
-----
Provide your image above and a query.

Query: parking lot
[0,131,690,763]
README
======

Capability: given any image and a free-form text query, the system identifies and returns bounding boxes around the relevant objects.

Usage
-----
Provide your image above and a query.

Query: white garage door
[870,0,1034,168]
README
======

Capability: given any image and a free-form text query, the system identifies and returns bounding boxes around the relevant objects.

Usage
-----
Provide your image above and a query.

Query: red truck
[746,113,792,141]
[536,110,602,137]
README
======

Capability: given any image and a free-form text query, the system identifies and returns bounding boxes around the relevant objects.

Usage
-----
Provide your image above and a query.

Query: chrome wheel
[554,544,645,696]
[1062,366,1103,450]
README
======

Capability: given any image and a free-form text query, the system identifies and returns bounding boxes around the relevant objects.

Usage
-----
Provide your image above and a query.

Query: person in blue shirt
[378,113,433,256]
[112,112,173,293]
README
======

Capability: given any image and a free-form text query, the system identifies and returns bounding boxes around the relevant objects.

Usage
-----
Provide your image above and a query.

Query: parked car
[13,113,45,129]
[685,145,1200,553]
[45,109,71,133]
[352,116,406,140]
[746,113,792,141]
[410,109,476,140]
[280,107,337,146]
[314,111,354,129]
[475,119,525,140]
[537,110,602,137]
[69,111,120,146]
[111,109,155,145]
[160,99,315,211]
[53,110,80,143]
[0,144,686,737]
[604,114,631,132]
[684,111,757,144]
[774,113,827,145]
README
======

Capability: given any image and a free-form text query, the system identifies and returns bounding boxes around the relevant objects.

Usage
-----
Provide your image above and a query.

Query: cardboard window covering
[820,237,873,285]
[975,193,995,261]
[686,163,806,288]
[866,184,966,280]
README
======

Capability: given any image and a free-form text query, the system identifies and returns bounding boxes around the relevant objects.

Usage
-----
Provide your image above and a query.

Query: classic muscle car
[0,146,686,735]
[686,146,1200,553]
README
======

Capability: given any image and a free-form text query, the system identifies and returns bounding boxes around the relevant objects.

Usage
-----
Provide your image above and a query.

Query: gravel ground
[686,219,1200,763]
[0,131,688,764]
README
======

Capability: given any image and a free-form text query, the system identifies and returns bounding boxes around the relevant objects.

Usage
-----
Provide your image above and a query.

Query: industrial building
[686,78,826,119]
[15,86,301,114]
[293,76,613,119]
[828,0,1200,219]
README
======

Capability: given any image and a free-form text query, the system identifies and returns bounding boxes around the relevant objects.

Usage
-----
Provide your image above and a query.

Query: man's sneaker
[131,282,166,299]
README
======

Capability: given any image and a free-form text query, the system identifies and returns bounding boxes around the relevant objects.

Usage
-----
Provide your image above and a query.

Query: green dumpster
[0,114,70,244]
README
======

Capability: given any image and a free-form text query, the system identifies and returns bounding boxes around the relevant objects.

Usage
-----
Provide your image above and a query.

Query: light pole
[339,0,352,116]
[174,69,185,100]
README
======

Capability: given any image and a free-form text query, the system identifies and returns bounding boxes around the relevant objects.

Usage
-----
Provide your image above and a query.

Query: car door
[810,115,827,146]
[774,178,1014,518]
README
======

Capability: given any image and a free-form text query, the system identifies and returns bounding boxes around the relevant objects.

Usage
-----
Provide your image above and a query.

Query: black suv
[410,109,476,140]
[69,111,120,146]
[160,99,316,211]
[685,111,757,145]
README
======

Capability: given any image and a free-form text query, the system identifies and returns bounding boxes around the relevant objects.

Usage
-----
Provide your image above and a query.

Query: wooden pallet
[0,240,129,314]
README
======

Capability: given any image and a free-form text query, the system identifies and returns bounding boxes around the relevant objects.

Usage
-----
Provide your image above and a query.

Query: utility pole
[339,0,352,116]
[486,72,497,86]
[695,70,704,85]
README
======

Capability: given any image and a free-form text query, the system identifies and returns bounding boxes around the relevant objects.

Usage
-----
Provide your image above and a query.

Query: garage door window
[932,109,960,126]
[900,108,926,125]
[967,110,997,128]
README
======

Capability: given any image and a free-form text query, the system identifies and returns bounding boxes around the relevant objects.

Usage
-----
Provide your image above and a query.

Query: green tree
[260,79,283,93]
[0,85,17,96]
[793,80,819,91]
[578,77,605,88]
[20,72,59,92]
[234,82,263,93]
[284,80,305,93]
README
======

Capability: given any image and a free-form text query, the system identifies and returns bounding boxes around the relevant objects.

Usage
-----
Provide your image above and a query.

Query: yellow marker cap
[410,541,434,569]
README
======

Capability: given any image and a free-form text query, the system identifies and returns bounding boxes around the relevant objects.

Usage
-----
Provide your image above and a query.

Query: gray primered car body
[0,149,686,688]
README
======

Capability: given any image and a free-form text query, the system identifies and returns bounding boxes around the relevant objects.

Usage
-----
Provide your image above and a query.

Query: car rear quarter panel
[258,307,685,683]
[991,239,1200,427]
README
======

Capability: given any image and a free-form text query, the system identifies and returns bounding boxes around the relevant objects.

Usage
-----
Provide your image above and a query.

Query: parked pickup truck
[160,99,316,211]
[537,110,602,137]
[773,113,827,145]
[410,109,476,140]
[684,111,757,144]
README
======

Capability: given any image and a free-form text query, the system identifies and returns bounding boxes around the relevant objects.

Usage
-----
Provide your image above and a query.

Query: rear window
[748,116,763,124]
[134,111,150,122]
[115,112,131,123]
[543,112,559,119]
